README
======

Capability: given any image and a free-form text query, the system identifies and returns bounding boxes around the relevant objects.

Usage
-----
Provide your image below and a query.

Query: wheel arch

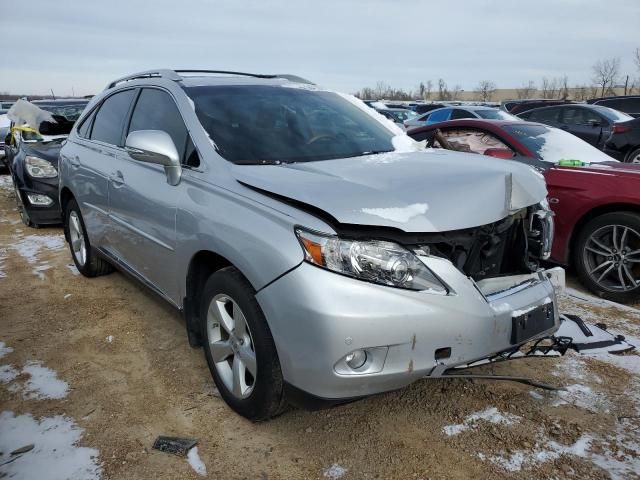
[183,250,235,347]
[569,203,640,262]
[59,187,75,240]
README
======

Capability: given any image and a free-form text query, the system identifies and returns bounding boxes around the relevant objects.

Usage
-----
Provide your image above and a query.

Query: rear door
[63,89,136,247]
[107,87,198,301]
[558,107,609,147]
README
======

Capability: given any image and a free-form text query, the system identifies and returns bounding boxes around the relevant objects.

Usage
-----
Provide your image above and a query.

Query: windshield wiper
[342,149,395,159]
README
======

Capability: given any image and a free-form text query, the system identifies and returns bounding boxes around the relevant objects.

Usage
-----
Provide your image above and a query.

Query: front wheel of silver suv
[200,267,287,421]
[64,198,113,277]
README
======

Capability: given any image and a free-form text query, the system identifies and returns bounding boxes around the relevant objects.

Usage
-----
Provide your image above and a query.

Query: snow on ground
[0,246,7,278]
[443,407,520,436]
[9,234,65,264]
[323,463,348,479]
[20,361,69,400]
[187,447,207,477]
[0,411,102,480]
[32,262,52,280]
[0,364,18,384]
[0,174,12,190]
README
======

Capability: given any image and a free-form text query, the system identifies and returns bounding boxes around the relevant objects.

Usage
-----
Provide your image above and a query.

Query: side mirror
[484,148,514,159]
[125,130,182,186]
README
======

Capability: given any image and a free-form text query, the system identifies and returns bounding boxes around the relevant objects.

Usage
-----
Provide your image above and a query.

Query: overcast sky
[2,0,638,96]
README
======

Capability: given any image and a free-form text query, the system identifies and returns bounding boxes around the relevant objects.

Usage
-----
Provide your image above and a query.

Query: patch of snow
[187,447,207,477]
[0,174,12,191]
[551,384,610,412]
[362,203,429,223]
[0,341,13,359]
[563,287,640,318]
[32,263,51,280]
[443,407,520,436]
[105,336,113,344]
[481,435,593,473]
[0,411,101,480]
[21,361,69,400]
[0,365,18,383]
[0,246,7,279]
[323,463,348,479]
[64,294,72,299]
[67,264,80,276]
[10,234,65,264]
[529,390,544,400]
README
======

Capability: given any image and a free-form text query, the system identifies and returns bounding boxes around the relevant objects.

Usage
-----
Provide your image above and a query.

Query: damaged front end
[409,201,554,284]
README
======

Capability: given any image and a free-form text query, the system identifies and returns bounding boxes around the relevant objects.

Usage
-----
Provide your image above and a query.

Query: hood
[23,139,65,166]
[232,150,547,232]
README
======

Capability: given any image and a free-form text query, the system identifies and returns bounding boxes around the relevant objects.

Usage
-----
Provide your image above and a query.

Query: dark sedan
[517,104,640,163]
[408,119,640,303]
[5,99,88,227]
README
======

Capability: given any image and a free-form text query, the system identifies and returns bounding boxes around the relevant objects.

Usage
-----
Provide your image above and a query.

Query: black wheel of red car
[625,147,640,164]
[574,212,640,303]
[13,182,35,228]
[200,267,287,421]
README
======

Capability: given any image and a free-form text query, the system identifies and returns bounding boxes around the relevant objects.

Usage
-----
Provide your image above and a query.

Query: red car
[408,119,640,303]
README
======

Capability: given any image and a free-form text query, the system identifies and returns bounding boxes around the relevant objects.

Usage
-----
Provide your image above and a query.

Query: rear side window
[525,108,560,123]
[428,109,451,123]
[91,90,136,146]
[128,89,198,167]
[451,109,476,120]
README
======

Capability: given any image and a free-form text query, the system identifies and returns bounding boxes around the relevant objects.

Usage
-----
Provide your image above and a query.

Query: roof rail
[106,69,315,90]
[106,69,182,89]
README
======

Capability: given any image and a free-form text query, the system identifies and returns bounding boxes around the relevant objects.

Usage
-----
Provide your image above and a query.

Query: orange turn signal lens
[301,237,324,266]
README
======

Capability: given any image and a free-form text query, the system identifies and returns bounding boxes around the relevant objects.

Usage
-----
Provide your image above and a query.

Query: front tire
[64,198,113,277]
[13,183,36,228]
[574,211,640,303]
[200,267,286,421]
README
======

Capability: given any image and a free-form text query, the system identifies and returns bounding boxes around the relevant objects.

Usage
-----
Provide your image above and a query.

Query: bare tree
[560,75,570,99]
[451,84,463,100]
[540,77,560,99]
[516,81,536,99]
[437,78,451,101]
[475,80,496,102]
[592,57,620,97]
[425,80,433,100]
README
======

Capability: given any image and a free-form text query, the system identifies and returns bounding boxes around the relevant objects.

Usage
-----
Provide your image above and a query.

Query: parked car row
[2,70,637,421]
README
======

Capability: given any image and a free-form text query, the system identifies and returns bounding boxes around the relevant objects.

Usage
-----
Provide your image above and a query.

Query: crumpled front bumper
[256,256,562,401]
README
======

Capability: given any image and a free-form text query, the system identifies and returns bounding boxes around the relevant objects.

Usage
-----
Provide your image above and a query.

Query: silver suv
[59,69,562,420]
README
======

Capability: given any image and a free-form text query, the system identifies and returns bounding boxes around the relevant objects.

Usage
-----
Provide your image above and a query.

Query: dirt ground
[1,171,639,480]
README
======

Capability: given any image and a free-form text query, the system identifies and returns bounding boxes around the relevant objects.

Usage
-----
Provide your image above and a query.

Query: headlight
[25,156,57,178]
[295,228,448,293]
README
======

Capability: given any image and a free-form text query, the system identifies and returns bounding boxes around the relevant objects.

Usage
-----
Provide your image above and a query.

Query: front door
[108,88,194,302]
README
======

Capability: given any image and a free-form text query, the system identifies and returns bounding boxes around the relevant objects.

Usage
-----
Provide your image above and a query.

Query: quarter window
[90,89,136,146]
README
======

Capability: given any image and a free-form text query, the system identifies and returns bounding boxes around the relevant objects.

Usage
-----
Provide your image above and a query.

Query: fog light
[26,194,53,206]
[345,349,367,369]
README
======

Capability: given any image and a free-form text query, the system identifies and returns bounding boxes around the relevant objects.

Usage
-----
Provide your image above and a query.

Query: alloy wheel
[68,211,87,266]
[583,224,640,292]
[632,152,640,164]
[206,294,257,399]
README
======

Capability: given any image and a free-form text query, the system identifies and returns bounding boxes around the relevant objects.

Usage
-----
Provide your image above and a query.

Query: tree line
[355,48,640,102]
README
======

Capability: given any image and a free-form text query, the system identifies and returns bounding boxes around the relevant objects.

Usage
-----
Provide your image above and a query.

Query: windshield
[388,110,416,122]
[590,105,633,123]
[503,124,616,163]
[474,109,519,120]
[39,103,87,122]
[185,85,395,164]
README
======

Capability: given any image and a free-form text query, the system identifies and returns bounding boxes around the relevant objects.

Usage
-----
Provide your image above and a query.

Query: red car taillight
[612,123,631,134]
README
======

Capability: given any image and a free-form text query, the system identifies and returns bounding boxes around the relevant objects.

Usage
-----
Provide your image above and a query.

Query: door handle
[110,170,125,187]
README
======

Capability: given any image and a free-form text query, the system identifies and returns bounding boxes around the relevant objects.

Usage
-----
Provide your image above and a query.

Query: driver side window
[439,128,512,155]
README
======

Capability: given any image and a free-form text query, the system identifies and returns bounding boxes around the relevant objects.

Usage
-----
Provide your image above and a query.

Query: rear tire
[200,267,287,421]
[624,147,640,164]
[64,198,113,277]
[574,211,640,303]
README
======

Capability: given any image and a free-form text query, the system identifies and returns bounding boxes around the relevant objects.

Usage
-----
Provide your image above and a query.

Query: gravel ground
[0,172,639,479]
